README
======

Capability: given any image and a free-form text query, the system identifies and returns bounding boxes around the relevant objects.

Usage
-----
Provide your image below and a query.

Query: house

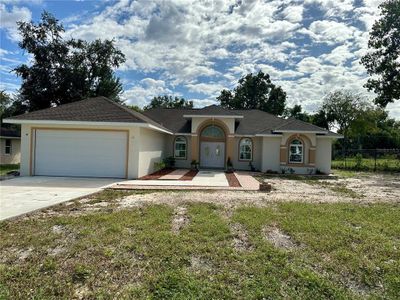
[4,96,340,178]
[0,127,21,165]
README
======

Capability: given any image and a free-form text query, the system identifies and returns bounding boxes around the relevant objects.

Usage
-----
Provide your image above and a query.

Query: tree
[14,11,126,111]
[309,109,330,130]
[322,90,368,150]
[217,71,287,115]
[144,95,193,110]
[361,0,400,107]
[284,104,311,122]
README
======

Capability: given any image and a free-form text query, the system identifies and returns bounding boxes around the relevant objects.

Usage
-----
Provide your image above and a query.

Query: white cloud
[122,78,172,107]
[297,57,322,73]
[0,4,31,41]
[281,5,304,23]
[320,44,354,65]
[304,20,358,45]
[186,82,226,96]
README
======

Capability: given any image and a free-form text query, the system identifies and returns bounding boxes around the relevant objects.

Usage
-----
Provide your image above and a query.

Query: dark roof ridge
[273,117,328,132]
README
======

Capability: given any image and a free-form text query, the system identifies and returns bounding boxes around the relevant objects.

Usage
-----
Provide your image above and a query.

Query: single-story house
[0,127,21,165]
[4,96,340,178]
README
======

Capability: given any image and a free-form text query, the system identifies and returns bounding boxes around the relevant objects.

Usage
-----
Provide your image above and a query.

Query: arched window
[174,136,187,159]
[201,125,225,139]
[289,139,303,163]
[239,138,253,161]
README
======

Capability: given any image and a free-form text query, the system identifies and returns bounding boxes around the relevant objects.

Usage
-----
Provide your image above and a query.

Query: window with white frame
[239,138,252,160]
[5,139,12,155]
[174,136,187,159]
[289,139,303,163]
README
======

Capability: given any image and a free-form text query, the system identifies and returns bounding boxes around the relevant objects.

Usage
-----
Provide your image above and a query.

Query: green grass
[304,180,363,198]
[1,201,399,299]
[332,156,400,172]
[0,164,19,176]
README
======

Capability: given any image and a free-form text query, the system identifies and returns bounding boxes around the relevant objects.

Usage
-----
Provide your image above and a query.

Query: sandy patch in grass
[171,206,189,234]
[262,226,297,250]
[189,256,213,274]
[230,223,253,251]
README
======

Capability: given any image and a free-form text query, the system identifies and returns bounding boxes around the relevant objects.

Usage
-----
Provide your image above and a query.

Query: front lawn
[0,164,19,176]
[0,196,399,299]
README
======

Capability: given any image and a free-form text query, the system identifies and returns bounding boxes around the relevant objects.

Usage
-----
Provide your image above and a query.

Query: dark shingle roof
[187,105,242,116]
[144,107,335,135]
[0,127,20,138]
[6,97,171,131]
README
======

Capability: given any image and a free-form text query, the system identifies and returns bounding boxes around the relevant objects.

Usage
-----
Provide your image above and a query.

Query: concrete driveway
[0,177,121,220]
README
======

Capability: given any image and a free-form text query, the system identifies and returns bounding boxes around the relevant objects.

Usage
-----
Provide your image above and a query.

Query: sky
[1,0,399,119]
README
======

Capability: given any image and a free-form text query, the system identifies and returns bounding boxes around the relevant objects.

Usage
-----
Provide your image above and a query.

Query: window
[289,139,303,163]
[201,125,225,139]
[5,139,12,155]
[174,136,187,159]
[239,138,252,161]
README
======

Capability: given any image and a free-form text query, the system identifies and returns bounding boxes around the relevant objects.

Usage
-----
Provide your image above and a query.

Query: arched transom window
[239,138,253,161]
[174,136,187,159]
[289,139,303,163]
[201,125,225,139]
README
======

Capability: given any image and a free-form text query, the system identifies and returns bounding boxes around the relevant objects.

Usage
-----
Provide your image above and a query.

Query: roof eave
[182,114,244,119]
[3,119,173,135]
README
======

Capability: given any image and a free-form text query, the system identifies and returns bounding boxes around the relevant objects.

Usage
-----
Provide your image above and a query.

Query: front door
[200,142,225,168]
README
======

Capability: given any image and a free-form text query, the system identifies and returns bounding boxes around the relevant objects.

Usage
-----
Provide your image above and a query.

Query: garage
[33,129,128,178]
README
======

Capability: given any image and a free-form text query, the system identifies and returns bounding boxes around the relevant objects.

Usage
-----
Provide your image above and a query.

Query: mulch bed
[180,170,198,181]
[225,172,242,187]
[140,168,175,180]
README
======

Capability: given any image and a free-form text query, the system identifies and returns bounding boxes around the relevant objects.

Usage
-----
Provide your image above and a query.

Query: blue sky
[1,0,398,119]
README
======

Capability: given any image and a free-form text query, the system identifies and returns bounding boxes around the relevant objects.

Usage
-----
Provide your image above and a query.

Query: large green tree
[144,95,193,110]
[361,0,400,107]
[14,11,126,112]
[322,90,368,149]
[217,71,286,115]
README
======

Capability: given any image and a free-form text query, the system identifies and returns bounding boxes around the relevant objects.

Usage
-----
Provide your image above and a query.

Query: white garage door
[34,129,128,178]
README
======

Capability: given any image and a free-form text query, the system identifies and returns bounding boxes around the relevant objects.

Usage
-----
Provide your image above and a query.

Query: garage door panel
[34,129,127,178]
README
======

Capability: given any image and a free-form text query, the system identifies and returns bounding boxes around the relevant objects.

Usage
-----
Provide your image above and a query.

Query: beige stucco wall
[0,138,21,165]
[261,136,281,172]
[315,137,332,174]
[231,137,262,171]
[138,127,168,178]
[19,123,149,179]
[191,117,235,134]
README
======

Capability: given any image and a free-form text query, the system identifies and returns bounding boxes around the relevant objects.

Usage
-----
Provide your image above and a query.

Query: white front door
[200,142,225,168]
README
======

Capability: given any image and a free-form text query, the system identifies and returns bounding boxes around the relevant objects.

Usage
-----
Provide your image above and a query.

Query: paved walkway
[111,171,260,191]
[0,177,120,220]
[159,169,188,180]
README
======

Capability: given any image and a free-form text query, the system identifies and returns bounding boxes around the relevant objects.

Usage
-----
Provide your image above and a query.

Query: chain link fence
[332,149,400,172]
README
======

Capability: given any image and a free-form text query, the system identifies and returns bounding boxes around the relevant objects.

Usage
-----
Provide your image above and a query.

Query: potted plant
[191,160,199,170]
[164,156,176,168]
[226,157,234,173]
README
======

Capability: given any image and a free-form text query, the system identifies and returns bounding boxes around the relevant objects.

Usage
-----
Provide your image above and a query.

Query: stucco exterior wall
[231,137,262,171]
[166,135,192,169]
[191,117,235,134]
[261,136,281,172]
[316,137,332,174]
[0,138,21,165]
[138,127,168,177]
[19,123,143,178]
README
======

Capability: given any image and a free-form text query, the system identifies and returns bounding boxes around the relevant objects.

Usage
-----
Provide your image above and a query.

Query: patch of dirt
[16,247,33,260]
[225,172,241,187]
[189,256,213,273]
[262,225,296,250]
[47,245,66,256]
[230,223,253,251]
[171,206,189,234]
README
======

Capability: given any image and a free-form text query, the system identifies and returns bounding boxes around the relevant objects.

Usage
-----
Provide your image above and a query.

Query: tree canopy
[144,95,193,110]
[217,71,287,115]
[361,0,400,107]
[14,11,126,112]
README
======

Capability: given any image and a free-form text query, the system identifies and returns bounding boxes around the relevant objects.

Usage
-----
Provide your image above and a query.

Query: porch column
[191,134,199,162]
[280,145,287,165]
[309,147,316,166]
[226,135,235,163]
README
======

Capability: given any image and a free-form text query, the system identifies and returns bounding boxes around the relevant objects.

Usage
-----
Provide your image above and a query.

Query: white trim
[255,134,282,137]
[273,130,327,134]
[316,135,343,139]
[183,114,243,119]
[173,133,192,136]
[4,119,173,134]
